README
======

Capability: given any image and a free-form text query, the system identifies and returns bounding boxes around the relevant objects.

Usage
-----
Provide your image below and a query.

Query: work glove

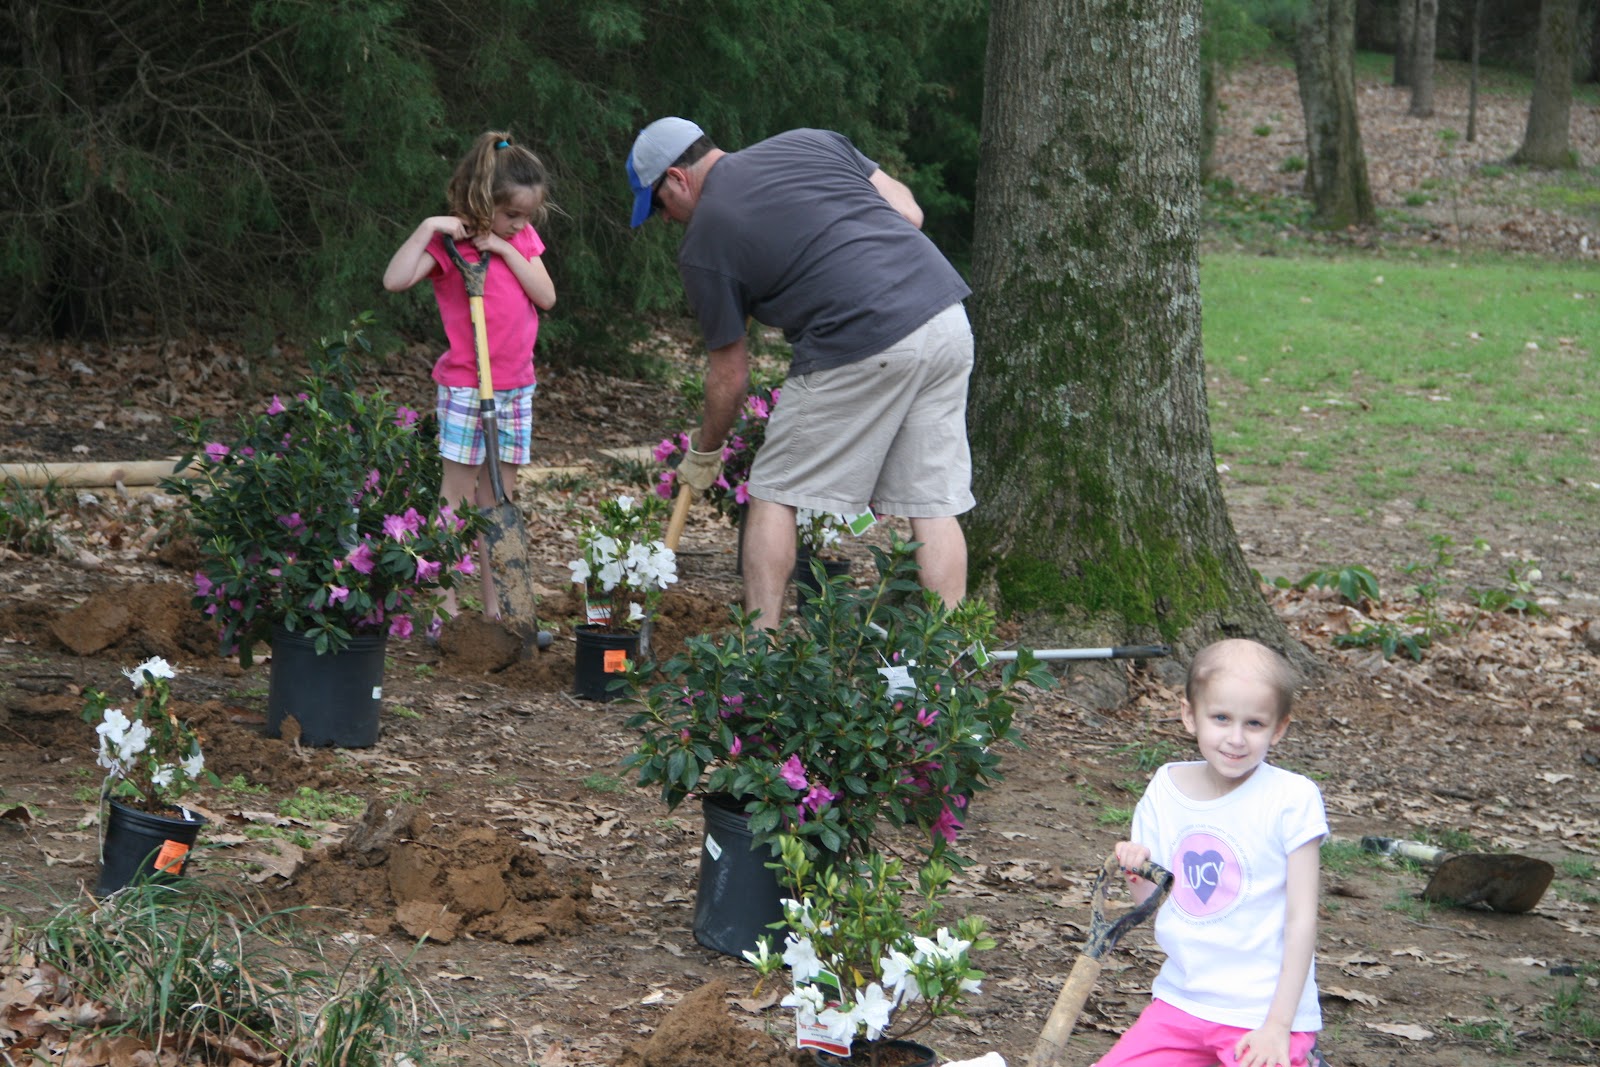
[678,435,725,494]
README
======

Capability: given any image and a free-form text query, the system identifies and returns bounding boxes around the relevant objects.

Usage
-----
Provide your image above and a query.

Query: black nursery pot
[573,624,643,701]
[813,1039,937,1067]
[96,799,205,896]
[692,793,788,958]
[267,626,387,747]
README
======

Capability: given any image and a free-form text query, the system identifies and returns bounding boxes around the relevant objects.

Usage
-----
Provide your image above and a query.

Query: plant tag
[795,969,850,1056]
[586,602,612,625]
[846,511,876,536]
[603,650,629,673]
[371,686,383,699]
[153,839,190,874]
[969,642,990,667]
[704,833,723,861]
[877,664,915,697]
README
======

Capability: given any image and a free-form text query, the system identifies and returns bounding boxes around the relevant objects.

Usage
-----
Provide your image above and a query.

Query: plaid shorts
[435,384,536,466]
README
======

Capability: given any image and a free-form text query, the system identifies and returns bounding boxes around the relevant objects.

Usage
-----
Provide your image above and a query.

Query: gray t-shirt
[677,128,971,377]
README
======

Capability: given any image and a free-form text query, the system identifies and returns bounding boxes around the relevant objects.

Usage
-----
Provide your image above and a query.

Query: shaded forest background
[3,0,1595,360]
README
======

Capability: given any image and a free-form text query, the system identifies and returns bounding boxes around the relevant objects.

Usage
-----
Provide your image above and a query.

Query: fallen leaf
[1325,985,1382,1007]
[1366,1022,1434,1040]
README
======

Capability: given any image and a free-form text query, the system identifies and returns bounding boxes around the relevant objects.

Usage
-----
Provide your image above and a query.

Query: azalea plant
[624,541,1050,866]
[164,314,482,662]
[796,507,853,560]
[654,384,780,522]
[568,494,678,631]
[81,657,215,814]
[746,837,991,1061]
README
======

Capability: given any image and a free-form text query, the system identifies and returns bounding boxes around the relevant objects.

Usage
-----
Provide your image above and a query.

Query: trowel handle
[1360,836,1446,866]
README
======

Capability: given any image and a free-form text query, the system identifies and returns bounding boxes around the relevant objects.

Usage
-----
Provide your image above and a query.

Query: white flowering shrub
[82,657,214,812]
[796,507,850,556]
[747,836,991,1054]
[568,494,678,631]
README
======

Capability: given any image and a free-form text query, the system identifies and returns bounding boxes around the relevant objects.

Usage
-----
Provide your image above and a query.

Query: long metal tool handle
[665,485,694,552]
[445,237,509,505]
[990,644,1172,662]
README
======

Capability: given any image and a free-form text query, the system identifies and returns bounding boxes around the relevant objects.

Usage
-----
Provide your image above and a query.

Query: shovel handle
[1028,854,1173,1067]
[664,485,694,552]
[445,237,509,505]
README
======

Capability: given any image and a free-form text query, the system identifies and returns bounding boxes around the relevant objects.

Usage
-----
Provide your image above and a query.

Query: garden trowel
[444,237,552,656]
[1360,835,1553,913]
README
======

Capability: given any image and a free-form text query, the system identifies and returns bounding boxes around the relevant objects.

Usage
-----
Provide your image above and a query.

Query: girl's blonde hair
[445,130,552,235]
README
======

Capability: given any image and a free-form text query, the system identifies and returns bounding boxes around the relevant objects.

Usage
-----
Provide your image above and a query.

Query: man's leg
[909,515,966,610]
[743,497,798,629]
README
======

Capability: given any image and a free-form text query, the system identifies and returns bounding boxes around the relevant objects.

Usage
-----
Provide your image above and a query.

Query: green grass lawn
[1201,252,1598,521]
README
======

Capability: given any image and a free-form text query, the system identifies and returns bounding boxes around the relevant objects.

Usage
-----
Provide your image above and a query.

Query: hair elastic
[495,139,510,150]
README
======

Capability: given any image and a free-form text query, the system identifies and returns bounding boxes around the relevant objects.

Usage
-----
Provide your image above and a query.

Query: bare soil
[2,61,1598,1067]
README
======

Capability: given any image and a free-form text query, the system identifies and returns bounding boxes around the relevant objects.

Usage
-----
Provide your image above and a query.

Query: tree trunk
[1467,0,1482,141]
[1200,47,1220,181]
[1394,0,1417,86]
[1513,0,1580,167]
[967,0,1298,696]
[1409,0,1439,116]
[1293,0,1378,228]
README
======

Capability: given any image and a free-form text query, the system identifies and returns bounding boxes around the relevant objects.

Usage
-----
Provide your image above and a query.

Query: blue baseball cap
[627,117,704,228]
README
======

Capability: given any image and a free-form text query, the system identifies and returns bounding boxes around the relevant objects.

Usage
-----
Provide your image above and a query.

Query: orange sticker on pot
[154,839,190,874]
[603,650,629,673]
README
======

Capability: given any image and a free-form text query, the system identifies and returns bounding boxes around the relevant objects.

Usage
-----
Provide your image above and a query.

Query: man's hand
[678,436,724,493]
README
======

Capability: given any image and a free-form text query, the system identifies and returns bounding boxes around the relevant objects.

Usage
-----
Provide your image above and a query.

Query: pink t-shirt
[425,227,545,389]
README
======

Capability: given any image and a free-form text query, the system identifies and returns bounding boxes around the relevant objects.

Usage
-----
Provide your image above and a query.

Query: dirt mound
[615,981,801,1067]
[37,581,218,661]
[281,802,594,945]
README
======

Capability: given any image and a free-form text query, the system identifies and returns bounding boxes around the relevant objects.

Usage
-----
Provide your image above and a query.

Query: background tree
[966,0,1295,695]
[1394,0,1418,85]
[1513,0,1581,167]
[1293,0,1378,226]
[1409,0,1440,116]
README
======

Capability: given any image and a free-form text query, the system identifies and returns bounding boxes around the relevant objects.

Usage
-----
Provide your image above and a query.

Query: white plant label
[877,665,915,697]
[704,833,723,861]
[371,686,383,699]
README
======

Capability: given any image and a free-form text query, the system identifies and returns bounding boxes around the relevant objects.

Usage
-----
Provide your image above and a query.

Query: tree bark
[1394,0,1417,86]
[967,0,1299,694]
[1409,0,1439,116]
[1293,0,1378,228]
[1201,48,1220,181]
[1467,0,1482,142]
[1513,0,1580,167]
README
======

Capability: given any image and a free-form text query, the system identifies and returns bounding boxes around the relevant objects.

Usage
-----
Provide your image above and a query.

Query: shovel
[1359,835,1553,913]
[444,237,551,655]
[1028,854,1174,1067]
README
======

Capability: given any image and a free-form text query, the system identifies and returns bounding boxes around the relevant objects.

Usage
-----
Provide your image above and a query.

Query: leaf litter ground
[2,59,1599,1067]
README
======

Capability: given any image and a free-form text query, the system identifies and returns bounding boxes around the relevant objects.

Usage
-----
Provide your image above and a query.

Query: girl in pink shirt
[383,131,557,627]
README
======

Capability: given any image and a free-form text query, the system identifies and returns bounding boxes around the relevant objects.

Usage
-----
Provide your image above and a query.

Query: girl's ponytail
[445,130,552,233]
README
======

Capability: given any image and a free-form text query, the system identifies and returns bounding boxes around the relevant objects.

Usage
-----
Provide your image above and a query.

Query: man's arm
[698,337,751,452]
[869,169,924,230]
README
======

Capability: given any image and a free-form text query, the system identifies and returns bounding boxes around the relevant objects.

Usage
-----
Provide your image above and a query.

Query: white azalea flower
[782,934,823,983]
[934,927,972,957]
[959,976,983,994]
[124,656,175,688]
[627,602,646,623]
[782,984,829,1015]
[181,750,206,777]
[852,983,894,1040]
[597,559,625,592]
[879,948,918,1004]
[568,558,591,585]
[151,765,176,789]
[815,1006,857,1043]
[616,495,635,511]
[742,940,773,968]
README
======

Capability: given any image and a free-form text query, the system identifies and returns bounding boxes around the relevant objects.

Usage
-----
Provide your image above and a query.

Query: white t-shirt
[1131,761,1328,1031]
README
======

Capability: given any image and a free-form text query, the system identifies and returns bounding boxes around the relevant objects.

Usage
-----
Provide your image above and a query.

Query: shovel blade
[481,502,543,655]
[1423,853,1554,913]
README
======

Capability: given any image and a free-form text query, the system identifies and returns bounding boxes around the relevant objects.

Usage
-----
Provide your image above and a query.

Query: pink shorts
[1094,999,1319,1067]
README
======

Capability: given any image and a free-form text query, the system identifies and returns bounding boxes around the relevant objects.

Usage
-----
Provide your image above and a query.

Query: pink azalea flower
[277,512,304,532]
[801,783,837,815]
[655,471,676,499]
[382,514,411,540]
[194,572,213,597]
[266,395,286,415]
[729,736,743,757]
[652,437,678,463]
[347,542,376,574]
[240,447,255,458]
[389,614,414,639]
[733,482,750,505]
[365,469,381,492]
[748,395,769,419]
[328,585,350,605]
[931,806,964,845]
[916,707,939,728]
[415,558,441,583]
[204,442,229,462]
[394,406,418,427]
[779,755,808,791]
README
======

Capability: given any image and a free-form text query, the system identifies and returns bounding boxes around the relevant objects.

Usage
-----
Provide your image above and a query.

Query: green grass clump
[3,878,451,1065]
